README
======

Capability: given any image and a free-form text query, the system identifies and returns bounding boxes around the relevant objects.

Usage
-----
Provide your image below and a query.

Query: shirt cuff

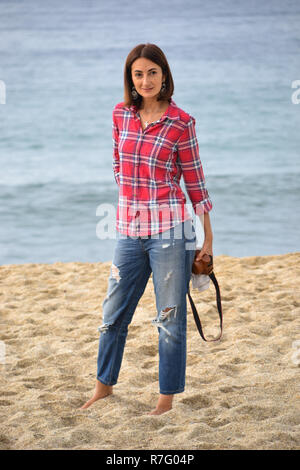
[193,198,213,215]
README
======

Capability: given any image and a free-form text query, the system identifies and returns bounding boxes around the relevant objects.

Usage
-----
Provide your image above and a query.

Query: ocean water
[1,0,299,265]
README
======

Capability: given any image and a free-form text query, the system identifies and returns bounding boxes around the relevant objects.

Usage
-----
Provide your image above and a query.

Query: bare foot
[80,380,113,409]
[148,393,173,415]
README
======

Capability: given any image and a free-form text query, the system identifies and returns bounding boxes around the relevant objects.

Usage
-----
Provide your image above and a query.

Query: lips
[142,88,153,91]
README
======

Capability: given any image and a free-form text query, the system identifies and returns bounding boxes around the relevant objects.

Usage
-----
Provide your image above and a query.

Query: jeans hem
[97,377,117,386]
[159,388,185,395]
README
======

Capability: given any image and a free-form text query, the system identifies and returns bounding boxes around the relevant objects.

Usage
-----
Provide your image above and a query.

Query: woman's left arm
[195,211,213,261]
[176,115,213,261]
[112,107,120,187]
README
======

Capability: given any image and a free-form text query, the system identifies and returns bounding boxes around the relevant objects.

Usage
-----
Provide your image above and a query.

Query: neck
[140,97,166,113]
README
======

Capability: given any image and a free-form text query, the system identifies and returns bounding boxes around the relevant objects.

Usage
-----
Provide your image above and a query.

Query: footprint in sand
[180,393,212,410]
[219,385,246,393]
[137,344,157,357]
[0,391,18,397]
[217,363,244,376]
[233,404,281,421]
[15,359,34,369]
[0,400,13,406]
[142,360,156,369]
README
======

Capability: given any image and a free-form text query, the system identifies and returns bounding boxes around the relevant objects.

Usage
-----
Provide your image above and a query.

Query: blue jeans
[96,219,196,395]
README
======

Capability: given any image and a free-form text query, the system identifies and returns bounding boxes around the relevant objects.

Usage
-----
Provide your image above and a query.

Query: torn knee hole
[111,263,121,282]
[160,305,177,320]
[151,305,177,328]
[151,306,178,341]
[98,323,112,334]
[163,270,173,281]
[162,243,170,248]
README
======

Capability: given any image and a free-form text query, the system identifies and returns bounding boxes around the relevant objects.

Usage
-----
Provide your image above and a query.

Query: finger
[195,250,204,261]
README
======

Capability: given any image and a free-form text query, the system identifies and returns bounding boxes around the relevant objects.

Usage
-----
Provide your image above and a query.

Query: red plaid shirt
[112,98,212,236]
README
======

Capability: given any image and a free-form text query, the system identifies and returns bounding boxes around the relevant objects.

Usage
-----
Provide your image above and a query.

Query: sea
[1,0,299,265]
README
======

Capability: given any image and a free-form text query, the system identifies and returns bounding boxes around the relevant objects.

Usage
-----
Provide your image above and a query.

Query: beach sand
[0,252,299,450]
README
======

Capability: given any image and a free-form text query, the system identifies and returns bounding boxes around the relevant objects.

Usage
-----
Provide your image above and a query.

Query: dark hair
[123,43,174,109]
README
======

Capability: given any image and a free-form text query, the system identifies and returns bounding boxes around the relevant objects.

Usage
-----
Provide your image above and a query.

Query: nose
[142,77,151,87]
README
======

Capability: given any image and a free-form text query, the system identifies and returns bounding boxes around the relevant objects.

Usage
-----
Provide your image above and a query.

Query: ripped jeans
[96,219,196,395]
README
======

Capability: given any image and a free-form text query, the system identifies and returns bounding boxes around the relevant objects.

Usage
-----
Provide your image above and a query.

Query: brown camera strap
[187,271,223,342]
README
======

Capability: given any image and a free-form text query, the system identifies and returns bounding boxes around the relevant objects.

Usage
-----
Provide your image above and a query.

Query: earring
[160,81,166,93]
[131,86,138,100]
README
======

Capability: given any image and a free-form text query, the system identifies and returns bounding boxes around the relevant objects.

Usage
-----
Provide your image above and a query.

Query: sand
[0,252,299,450]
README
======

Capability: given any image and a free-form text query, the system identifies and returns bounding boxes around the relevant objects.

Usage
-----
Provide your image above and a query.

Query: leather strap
[187,271,223,342]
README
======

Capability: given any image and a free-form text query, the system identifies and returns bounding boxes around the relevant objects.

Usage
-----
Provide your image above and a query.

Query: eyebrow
[133,67,158,72]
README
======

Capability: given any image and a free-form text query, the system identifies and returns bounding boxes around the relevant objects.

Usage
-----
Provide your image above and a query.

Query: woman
[81,43,213,415]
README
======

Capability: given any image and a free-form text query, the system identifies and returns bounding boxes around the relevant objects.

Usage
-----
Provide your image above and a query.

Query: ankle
[96,380,113,393]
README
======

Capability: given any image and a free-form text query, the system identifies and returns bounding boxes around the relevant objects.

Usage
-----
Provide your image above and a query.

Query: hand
[195,240,213,262]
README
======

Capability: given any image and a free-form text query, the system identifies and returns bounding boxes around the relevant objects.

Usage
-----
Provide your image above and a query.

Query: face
[131,57,166,101]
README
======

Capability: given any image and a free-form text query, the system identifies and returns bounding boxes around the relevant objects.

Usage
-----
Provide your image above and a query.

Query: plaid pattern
[112,98,212,236]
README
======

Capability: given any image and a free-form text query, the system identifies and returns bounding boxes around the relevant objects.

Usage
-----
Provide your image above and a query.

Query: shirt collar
[124,98,180,121]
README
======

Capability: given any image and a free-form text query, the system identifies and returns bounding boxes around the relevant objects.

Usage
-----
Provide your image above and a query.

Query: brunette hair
[123,43,174,109]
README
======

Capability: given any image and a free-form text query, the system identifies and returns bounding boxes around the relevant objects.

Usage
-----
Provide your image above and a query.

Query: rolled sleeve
[177,116,212,216]
[112,109,120,187]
